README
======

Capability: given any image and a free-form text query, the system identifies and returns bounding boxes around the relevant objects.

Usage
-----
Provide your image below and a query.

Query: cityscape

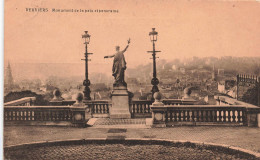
[4,56,260,106]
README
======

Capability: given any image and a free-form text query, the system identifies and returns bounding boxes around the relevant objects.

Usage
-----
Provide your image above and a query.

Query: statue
[104,38,131,87]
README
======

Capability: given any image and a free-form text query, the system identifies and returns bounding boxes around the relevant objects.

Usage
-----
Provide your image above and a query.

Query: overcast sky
[4,0,260,73]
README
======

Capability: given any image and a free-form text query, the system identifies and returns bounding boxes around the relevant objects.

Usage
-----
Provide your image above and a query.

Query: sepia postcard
[3,0,260,159]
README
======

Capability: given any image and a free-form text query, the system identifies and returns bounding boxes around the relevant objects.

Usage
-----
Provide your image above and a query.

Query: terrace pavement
[4,118,260,153]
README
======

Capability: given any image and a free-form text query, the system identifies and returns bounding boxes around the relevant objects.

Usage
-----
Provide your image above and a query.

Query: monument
[104,39,132,118]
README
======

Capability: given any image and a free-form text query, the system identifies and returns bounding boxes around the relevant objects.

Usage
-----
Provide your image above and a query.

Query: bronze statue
[104,38,131,87]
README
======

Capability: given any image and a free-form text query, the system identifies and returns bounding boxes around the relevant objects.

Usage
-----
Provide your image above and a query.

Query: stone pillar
[110,85,131,119]
[71,106,86,127]
[151,92,166,127]
[71,92,91,127]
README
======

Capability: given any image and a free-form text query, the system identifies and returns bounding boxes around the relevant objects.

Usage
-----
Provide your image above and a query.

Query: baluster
[182,111,185,121]
[148,104,151,113]
[96,104,99,113]
[45,111,48,121]
[201,110,204,122]
[55,111,58,121]
[107,104,110,113]
[187,111,190,121]
[24,110,29,121]
[58,111,61,120]
[133,104,135,116]
[97,104,100,113]
[186,111,189,121]
[214,110,218,122]
[4,111,7,121]
[50,110,53,121]
[95,104,98,113]
[22,111,24,121]
[234,110,238,122]
[192,111,195,122]
[92,104,95,114]
[184,111,187,121]
[27,111,30,121]
[100,104,103,113]
[137,104,140,113]
[209,110,212,122]
[40,111,44,121]
[205,110,209,122]
[228,110,231,122]
[178,110,182,121]
[102,104,105,113]
[9,111,12,121]
[13,111,16,121]
[42,111,45,121]
[19,111,22,121]
[14,110,19,120]
[34,110,38,121]
[32,111,34,121]
[217,110,220,122]
[196,110,200,122]
[223,110,227,122]
[52,111,55,121]
[144,104,146,113]
[211,110,215,122]
[220,110,224,122]
[242,110,246,125]
[64,111,67,121]
[231,110,235,123]
[17,111,20,121]
[30,110,33,121]
[174,111,177,121]
[169,110,173,122]
[35,111,38,121]
[60,110,64,121]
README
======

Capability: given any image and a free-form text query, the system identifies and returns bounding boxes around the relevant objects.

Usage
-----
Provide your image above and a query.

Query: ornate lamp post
[148,28,161,100]
[81,31,93,101]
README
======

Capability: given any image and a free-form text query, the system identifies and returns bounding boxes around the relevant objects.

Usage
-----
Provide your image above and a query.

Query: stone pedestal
[110,86,131,119]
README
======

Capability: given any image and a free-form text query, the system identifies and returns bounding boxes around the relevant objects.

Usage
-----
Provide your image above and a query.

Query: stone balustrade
[131,99,197,118]
[4,106,87,127]
[151,104,260,127]
[85,100,111,118]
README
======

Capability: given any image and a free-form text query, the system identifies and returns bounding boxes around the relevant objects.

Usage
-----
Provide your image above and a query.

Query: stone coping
[4,138,260,159]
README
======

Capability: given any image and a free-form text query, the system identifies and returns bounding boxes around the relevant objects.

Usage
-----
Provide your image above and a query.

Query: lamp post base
[83,86,91,101]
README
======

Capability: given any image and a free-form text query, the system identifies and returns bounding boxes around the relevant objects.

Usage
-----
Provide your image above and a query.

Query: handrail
[4,97,36,106]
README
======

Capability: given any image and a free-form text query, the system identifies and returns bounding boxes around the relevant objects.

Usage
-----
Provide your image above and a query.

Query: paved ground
[5,143,253,160]
[4,121,260,153]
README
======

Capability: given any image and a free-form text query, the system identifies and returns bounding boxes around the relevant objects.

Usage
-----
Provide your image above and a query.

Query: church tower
[212,64,217,81]
[5,62,14,90]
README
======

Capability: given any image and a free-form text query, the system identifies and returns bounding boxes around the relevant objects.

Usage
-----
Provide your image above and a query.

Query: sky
[4,0,260,73]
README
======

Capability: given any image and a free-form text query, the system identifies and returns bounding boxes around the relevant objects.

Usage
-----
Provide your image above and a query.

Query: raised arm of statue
[104,54,115,58]
[122,38,131,53]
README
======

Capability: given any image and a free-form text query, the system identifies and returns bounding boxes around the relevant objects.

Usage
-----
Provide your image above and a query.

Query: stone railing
[131,99,197,118]
[151,104,260,127]
[4,106,88,127]
[4,97,36,106]
[131,100,153,118]
[85,100,111,118]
